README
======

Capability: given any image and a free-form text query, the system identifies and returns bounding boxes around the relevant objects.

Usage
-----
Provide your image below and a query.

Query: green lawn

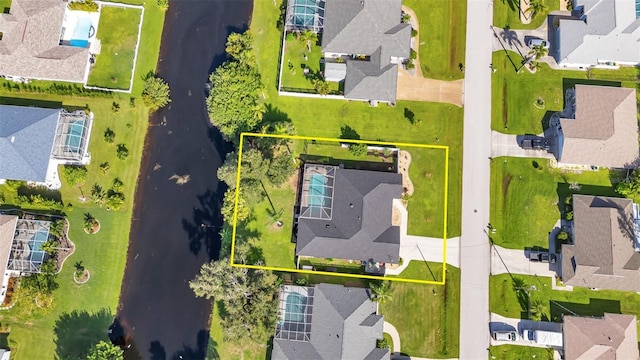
[490,157,620,249]
[87,5,142,90]
[380,265,460,358]
[404,0,467,80]
[0,0,10,14]
[490,274,640,336]
[489,345,553,360]
[491,51,639,134]
[280,34,340,93]
[493,0,559,29]
[388,260,447,282]
[0,1,164,358]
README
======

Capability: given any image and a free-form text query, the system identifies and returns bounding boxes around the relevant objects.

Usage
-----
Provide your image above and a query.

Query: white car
[527,38,550,49]
[492,330,517,341]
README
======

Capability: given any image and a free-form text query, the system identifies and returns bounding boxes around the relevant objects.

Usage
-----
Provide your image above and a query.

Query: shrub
[68,0,99,12]
[157,0,169,11]
[106,191,125,210]
[405,59,415,70]
[99,162,110,174]
[348,143,368,156]
[4,180,26,190]
[61,166,88,187]
[116,144,129,160]
[111,102,120,114]
[410,49,417,60]
[129,97,136,108]
[566,210,574,221]
[411,28,418,37]
[104,128,115,143]
[142,75,171,110]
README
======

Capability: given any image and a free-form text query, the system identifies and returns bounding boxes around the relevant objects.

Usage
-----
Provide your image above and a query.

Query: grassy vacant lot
[0,1,163,358]
[490,345,553,360]
[491,51,639,134]
[381,265,460,358]
[280,34,340,93]
[493,0,559,29]
[490,157,620,249]
[491,274,640,336]
[404,0,467,80]
[87,5,142,90]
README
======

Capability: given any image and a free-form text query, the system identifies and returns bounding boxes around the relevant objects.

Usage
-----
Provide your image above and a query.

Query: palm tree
[529,44,549,60]
[529,61,542,72]
[49,219,64,239]
[526,0,548,20]
[251,103,267,121]
[370,281,393,304]
[529,299,546,321]
[298,30,318,52]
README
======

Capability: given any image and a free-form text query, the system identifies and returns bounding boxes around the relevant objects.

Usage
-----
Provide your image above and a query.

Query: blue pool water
[65,120,85,152]
[636,0,640,18]
[284,293,307,322]
[308,174,326,206]
[70,16,93,48]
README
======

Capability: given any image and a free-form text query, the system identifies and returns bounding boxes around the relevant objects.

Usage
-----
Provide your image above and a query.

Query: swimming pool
[65,120,86,153]
[70,16,94,48]
[284,293,307,322]
[308,174,326,207]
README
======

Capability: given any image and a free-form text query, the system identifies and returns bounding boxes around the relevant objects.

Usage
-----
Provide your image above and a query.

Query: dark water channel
[114,1,252,358]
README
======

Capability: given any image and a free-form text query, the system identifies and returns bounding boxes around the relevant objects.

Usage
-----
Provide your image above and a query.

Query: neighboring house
[0,0,98,82]
[561,195,640,291]
[553,85,638,169]
[0,104,93,189]
[0,349,9,360]
[555,0,640,69]
[563,313,639,360]
[295,164,402,270]
[272,283,390,360]
[0,214,52,304]
[284,0,411,103]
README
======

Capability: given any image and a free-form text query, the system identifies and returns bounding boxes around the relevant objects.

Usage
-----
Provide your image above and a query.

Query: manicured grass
[0,0,11,14]
[0,1,164,358]
[208,302,266,360]
[489,345,553,360]
[87,5,142,90]
[380,265,460,358]
[280,34,340,93]
[491,51,638,134]
[404,0,467,80]
[490,157,620,249]
[493,0,559,30]
[490,274,640,336]
[388,261,446,282]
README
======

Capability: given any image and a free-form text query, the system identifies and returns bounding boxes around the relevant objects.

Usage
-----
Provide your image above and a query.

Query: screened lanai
[275,285,315,342]
[51,110,92,162]
[285,0,324,33]
[7,219,50,274]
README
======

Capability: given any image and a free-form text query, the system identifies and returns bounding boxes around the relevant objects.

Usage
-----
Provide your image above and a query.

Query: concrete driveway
[396,69,464,107]
[490,313,563,350]
[491,131,556,159]
[491,245,560,277]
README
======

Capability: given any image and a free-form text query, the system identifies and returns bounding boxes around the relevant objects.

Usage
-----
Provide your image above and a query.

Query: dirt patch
[392,202,402,226]
[502,82,508,128]
[287,167,301,192]
[398,150,414,196]
[502,173,513,209]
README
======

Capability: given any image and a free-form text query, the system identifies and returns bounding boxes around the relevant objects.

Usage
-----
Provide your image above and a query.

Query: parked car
[529,251,557,263]
[521,136,550,151]
[527,38,550,49]
[492,330,517,341]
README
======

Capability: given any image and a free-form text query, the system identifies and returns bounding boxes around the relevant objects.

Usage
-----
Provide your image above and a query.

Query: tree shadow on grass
[549,298,621,322]
[54,308,113,360]
[0,96,62,109]
[555,183,620,220]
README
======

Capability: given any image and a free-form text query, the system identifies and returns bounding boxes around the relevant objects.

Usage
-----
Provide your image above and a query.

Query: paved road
[459,0,494,358]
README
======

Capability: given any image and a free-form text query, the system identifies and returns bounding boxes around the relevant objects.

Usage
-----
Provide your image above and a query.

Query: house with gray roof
[563,313,639,360]
[553,85,638,169]
[555,0,640,68]
[0,0,94,82]
[0,104,93,189]
[561,195,640,291]
[272,283,390,360]
[295,164,402,268]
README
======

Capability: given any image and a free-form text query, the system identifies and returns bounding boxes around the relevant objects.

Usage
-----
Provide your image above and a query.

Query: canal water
[115,1,252,358]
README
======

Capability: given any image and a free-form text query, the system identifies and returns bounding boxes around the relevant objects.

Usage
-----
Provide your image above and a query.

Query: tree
[49,219,64,239]
[141,75,171,110]
[221,188,250,223]
[528,44,548,60]
[298,30,318,52]
[267,153,296,186]
[313,79,330,95]
[240,149,269,181]
[529,299,546,321]
[91,184,106,207]
[41,239,58,256]
[217,152,239,189]
[526,0,548,19]
[207,61,262,140]
[348,143,368,156]
[226,32,254,65]
[99,162,110,174]
[189,252,279,343]
[61,165,88,187]
[617,169,640,200]
[370,281,392,304]
[103,128,115,143]
[22,259,58,294]
[251,103,267,121]
[87,340,124,360]
[116,144,129,160]
[156,0,169,11]
[105,191,125,211]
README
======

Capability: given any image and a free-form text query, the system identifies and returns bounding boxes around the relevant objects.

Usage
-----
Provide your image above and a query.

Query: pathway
[383,321,402,355]
[459,0,494,358]
[490,245,559,277]
[396,5,464,107]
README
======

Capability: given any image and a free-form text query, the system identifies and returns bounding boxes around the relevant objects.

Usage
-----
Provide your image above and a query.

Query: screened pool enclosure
[52,110,92,162]
[285,0,324,33]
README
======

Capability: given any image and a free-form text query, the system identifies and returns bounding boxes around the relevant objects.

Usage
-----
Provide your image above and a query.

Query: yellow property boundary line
[230,132,449,285]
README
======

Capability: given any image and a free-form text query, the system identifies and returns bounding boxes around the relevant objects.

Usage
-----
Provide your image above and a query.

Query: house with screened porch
[0,104,93,189]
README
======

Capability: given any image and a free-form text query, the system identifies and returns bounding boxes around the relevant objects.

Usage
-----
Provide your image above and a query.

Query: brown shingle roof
[0,0,89,82]
[563,313,639,360]
[561,195,640,291]
[559,85,638,168]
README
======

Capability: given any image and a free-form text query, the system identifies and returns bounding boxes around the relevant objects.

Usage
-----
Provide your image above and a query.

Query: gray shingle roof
[320,0,410,102]
[556,0,640,66]
[561,195,640,291]
[559,85,638,168]
[272,284,389,360]
[296,168,402,263]
[0,105,59,182]
[563,313,639,360]
[0,0,90,82]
